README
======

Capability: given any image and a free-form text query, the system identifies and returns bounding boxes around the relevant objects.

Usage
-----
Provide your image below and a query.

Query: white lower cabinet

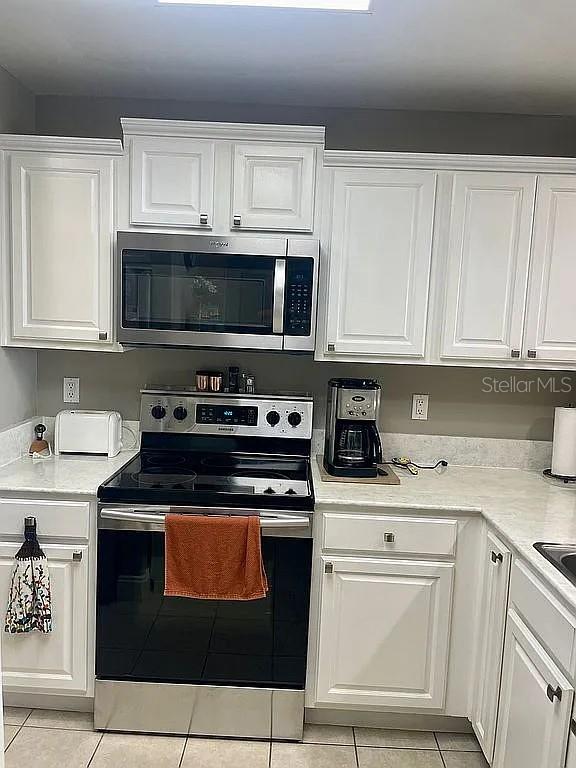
[566,725,576,768]
[493,609,574,768]
[471,530,511,763]
[0,543,89,695]
[315,556,454,709]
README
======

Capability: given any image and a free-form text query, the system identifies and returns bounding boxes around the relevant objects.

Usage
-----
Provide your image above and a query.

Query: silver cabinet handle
[546,684,562,703]
[233,214,242,227]
[383,532,396,543]
[511,349,520,358]
[327,343,336,352]
[99,331,108,341]
[491,551,503,564]
[571,719,576,736]
[527,350,537,359]
[72,551,83,562]
[199,213,209,225]
[272,259,286,335]
[324,562,334,574]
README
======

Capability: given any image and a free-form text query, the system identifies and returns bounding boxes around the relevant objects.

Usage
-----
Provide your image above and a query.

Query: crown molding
[0,135,124,155]
[324,150,576,174]
[121,118,325,145]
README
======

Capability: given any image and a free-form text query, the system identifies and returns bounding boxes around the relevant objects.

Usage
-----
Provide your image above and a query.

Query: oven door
[96,506,312,692]
[117,232,287,350]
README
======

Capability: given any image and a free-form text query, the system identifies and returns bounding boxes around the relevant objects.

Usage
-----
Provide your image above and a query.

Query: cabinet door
[441,172,536,360]
[315,557,454,709]
[10,152,114,344]
[325,169,436,357]
[493,609,573,768]
[566,725,576,768]
[471,530,511,763]
[130,137,215,228]
[0,544,89,694]
[231,144,316,231]
[523,175,576,363]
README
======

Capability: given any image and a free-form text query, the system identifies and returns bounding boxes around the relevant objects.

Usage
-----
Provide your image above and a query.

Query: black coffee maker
[324,378,383,477]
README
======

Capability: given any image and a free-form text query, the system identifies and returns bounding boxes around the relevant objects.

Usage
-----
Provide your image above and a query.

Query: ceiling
[1,0,576,113]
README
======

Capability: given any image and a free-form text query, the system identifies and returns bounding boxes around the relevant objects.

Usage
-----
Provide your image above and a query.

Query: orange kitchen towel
[164,513,268,600]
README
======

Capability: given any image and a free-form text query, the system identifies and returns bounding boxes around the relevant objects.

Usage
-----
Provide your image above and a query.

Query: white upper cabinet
[129,136,215,228]
[315,556,454,709]
[324,168,437,358]
[441,172,536,360]
[231,143,317,232]
[523,175,576,363]
[6,144,120,348]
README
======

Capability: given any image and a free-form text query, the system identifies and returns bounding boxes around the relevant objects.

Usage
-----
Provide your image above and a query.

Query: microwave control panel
[284,258,314,336]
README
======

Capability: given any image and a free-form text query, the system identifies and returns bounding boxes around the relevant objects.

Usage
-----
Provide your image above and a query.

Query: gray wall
[35,95,576,155]
[0,67,37,430]
[36,349,576,442]
[33,93,576,442]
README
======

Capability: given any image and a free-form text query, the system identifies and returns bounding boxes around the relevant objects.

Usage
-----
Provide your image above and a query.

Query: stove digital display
[196,404,258,426]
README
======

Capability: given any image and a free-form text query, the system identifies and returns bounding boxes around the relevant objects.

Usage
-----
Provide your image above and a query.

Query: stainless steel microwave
[116,232,319,352]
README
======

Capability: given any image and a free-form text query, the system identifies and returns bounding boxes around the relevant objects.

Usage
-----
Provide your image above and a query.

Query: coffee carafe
[324,378,383,477]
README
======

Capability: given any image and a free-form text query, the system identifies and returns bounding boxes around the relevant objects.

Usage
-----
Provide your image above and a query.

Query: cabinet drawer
[510,559,576,673]
[0,498,90,541]
[323,513,457,557]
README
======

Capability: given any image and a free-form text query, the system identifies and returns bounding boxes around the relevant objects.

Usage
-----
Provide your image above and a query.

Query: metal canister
[195,371,210,391]
[208,372,224,392]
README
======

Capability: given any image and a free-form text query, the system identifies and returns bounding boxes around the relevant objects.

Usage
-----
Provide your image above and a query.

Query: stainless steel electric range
[95,388,314,741]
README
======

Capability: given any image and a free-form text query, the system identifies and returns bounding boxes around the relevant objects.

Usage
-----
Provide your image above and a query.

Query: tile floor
[3,707,489,768]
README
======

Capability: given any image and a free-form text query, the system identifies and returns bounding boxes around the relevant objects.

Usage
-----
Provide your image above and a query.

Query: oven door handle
[99,508,310,530]
[272,259,286,335]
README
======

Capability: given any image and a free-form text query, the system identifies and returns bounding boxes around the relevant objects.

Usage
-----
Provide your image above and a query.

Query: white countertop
[0,451,138,497]
[312,461,576,612]
[2,450,576,613]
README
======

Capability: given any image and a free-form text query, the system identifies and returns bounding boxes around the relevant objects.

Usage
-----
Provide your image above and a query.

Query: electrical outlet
[63,377,80,404]
[411,394,429,420]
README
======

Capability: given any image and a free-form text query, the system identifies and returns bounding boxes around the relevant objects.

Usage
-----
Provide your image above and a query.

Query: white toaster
[54,410,123,457]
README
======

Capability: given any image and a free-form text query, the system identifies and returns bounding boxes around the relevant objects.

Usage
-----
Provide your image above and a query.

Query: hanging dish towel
[5,517,52,634]
[164,513,268,601]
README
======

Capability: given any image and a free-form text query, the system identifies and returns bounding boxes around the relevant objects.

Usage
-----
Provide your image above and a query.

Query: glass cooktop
[98,451,313,510]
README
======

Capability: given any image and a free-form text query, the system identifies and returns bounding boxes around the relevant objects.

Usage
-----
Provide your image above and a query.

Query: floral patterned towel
[5,557,52,634]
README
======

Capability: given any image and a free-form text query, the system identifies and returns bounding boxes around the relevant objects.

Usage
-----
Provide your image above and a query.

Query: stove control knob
[285,488,297,495]
[151,405,166,420]
[266,410,280,427]
[287,412,302,427]
[263,487,276,494]
[173,406,188,421]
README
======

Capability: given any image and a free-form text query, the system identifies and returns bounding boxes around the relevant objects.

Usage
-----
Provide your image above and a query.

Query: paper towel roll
[551,406,576,478]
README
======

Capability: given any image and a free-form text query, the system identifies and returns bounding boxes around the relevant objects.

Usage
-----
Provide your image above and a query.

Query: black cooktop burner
[130,472,198,489]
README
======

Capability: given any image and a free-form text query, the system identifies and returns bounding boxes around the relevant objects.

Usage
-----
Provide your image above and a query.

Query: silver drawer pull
[98,331,108,341]
[491,551,503,564]
[324,562,334,574]
[199,213,209,225]
[233,214,242,227]
[72,551,83,562]
[383,532,395,543]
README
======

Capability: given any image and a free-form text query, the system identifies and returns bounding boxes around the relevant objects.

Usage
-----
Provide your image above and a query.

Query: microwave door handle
[272,259,286,334]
